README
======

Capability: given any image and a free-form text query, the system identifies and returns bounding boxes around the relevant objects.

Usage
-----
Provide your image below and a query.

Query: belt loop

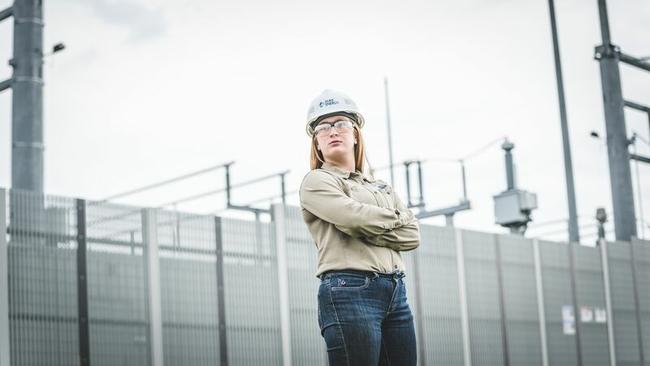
[392,270,404,280]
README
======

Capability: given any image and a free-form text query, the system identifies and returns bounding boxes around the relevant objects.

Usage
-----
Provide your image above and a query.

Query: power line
[372,136,508,173]
[97,161,233,203]
[459,136,507,161]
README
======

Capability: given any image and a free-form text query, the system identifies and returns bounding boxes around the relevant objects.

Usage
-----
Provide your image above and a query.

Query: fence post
[142,208,164,366]
[599,239,616,366]
[532,240,549,366]
[494,236,510,366]
[0,189,10,366]
[630,239,645,365]
[410,250,426,366]
[455,228,472,366]
[271,204,292,366]
[568,242,583,366]
[214,217,228,366]
[76,199,90,366]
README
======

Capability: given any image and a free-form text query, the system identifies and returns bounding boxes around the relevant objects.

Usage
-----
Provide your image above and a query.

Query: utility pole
[595,0,637,241]
[0,0,45,193]
[384,77,396,188]
[547,0,579,243]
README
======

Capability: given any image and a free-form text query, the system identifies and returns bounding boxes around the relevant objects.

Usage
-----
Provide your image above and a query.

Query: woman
[299,89,420,366]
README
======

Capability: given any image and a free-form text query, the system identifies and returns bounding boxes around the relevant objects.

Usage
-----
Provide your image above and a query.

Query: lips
[329,140,342,145]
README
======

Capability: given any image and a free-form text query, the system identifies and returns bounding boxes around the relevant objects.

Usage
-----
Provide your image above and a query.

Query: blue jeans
[317,270,417,366]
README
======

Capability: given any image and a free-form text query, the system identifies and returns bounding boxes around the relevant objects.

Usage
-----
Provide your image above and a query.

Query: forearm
[360,219,420,252]
[300,171,411,236]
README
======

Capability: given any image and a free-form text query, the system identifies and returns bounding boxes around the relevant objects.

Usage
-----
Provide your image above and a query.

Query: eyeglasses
[313,120,354,136]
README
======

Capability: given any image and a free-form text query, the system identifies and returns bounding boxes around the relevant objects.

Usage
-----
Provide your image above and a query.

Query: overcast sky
[0,0,648,243]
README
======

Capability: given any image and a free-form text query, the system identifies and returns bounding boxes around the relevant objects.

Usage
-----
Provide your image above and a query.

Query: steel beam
[548,0,580,242]
[416,200,470,220]
[599,239,616,366]
[0,6,11,22]
[0,79,10,93]
[620,53,650,72]
[594,44,637,240]
[76,199,90,366]
[532,240,549,366]
[594,0,638,240]
[11,0,45,192]
[630,153,650,164]
[271,204,292,366]
[624,100,650,113]
[455,229,472,366]
[142,209,164,366]
[214,217,228,366]
[0,189,10,366]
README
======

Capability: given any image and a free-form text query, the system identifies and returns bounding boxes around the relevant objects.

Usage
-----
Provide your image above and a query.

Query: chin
[324,150,352,160]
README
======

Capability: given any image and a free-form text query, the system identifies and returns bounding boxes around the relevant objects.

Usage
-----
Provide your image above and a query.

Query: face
[314,115,357,162]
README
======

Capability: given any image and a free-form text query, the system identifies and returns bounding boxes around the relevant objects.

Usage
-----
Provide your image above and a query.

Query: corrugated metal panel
[606,241,642,365]
[7,190,79,366]
[573,244,610,365]
[222,217,282,365]
[538,239,579,365]
[497,234,543,366]
[85,201,148,366]
[416,225,464,365]
[2,188,648,366]
[283,205,326,366]
[461,230,505,366]
[157,211,220,365]
[631,238,650,366]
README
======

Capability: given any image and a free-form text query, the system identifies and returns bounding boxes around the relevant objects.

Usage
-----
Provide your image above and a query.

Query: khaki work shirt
[299,162,420,277]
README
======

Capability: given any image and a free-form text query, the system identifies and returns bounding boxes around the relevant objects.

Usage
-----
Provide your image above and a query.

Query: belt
[318,269,405,280]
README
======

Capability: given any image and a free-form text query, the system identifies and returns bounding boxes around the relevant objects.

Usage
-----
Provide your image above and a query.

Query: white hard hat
[305,89,365,136]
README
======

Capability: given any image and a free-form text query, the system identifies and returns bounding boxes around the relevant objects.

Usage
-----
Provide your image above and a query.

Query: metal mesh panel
[631,238,650,366]
[497,234,543,365]
[461,229,504,366]
[4,195,650,366]
[606,240,642,365]
[157,210,220,365]
[283,205,327,365]
[573,244,610,365]
[414,224,464,365]
[221,217,282,365]
[85,201,148,366]
[6,189,79,366]
[538,240,578,365]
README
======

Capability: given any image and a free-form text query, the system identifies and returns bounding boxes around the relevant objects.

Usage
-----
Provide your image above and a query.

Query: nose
[328,127,339,137]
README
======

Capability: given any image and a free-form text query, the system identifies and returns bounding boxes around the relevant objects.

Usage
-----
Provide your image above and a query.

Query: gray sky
[0,0,649,243]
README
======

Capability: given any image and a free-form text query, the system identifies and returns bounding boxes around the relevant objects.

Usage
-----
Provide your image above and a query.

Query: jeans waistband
[318,269,405,280]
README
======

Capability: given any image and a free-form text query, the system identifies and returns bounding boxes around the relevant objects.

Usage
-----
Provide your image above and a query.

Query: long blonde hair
[310,125,367,174]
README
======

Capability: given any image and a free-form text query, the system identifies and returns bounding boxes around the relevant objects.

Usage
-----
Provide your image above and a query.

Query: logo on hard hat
[319,99,339,108]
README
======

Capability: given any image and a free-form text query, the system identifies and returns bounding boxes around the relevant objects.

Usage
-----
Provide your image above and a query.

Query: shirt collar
[321,162,376,182]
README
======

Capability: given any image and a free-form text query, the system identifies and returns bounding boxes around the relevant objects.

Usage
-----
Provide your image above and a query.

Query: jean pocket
[330,274,371,290]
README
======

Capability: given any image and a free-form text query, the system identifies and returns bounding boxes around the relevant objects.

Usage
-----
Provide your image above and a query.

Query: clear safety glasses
[313,120,355,136]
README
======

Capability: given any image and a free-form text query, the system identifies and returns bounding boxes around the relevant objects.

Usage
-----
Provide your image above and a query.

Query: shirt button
[394,265,398,268]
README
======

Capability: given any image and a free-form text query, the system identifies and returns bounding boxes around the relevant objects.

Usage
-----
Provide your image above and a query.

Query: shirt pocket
[370,181,394,209]
[345,181,381,207]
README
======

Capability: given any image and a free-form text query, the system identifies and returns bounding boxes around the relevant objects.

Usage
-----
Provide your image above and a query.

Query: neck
[325,157,356,173]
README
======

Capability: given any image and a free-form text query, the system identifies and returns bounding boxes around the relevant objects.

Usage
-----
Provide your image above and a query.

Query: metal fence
[0,187,648,366]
